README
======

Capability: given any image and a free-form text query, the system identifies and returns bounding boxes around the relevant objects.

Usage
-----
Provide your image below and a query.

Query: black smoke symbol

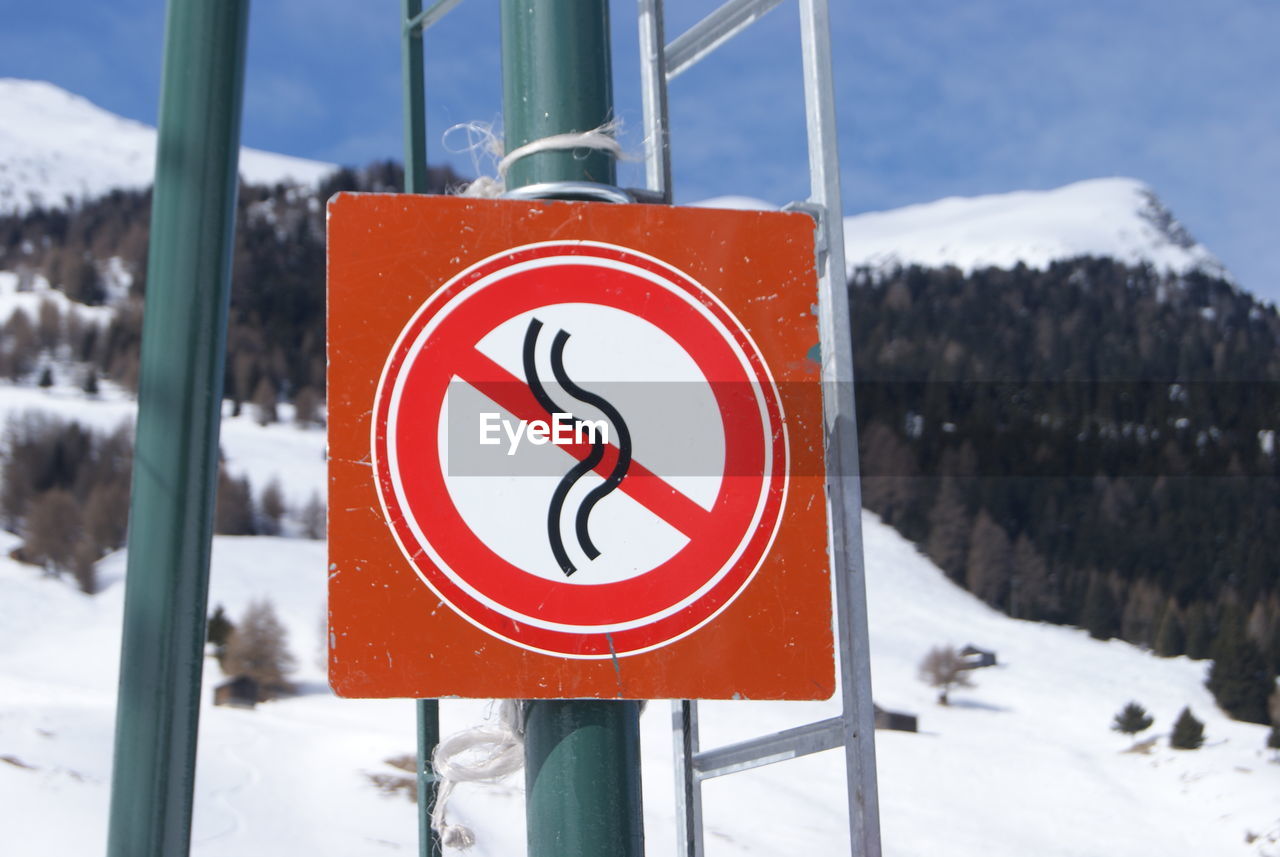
[522,318,632,576]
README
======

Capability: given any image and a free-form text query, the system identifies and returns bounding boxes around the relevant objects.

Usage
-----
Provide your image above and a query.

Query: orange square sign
[327,194,833,699]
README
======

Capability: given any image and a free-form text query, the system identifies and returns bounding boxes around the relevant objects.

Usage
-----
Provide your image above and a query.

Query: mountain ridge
[1,79,1232,284]
[0,78,334,213]
[842,177,1228,280]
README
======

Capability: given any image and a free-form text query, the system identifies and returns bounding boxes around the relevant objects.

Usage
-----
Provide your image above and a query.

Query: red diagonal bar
[454,348,714,538]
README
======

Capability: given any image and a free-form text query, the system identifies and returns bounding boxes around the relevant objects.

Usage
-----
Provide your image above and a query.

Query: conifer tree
[214,469,257,536]
[258,479,285,536]
[1081,573,1119,640]
[925,477,970,581]
[1111,701,1154,735]
[1170,707,1205,750]
[207,604,235,665]
[1184,602,1213,659]
[965,510,1012,609]
[292,386,322,427]
[1207,620,1272,724]
[252,377,278,426]
[208,604,234,647]
[1154,598,1185,657]
[300,491,326,540]
[1011,534,1051,620]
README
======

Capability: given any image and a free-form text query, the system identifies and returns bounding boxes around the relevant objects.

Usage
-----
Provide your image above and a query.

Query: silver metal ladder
[635,2,882,854]
[404,2,881,852]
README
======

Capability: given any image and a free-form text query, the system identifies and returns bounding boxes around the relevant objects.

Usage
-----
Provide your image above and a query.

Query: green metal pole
[500,3,645,855]
[401,4,442,856]
[501,0,617,191]
[105,2,248,856]
[403,0,429,195]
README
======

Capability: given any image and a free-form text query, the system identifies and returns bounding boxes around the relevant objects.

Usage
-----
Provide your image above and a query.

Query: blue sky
[1,0,1277,300]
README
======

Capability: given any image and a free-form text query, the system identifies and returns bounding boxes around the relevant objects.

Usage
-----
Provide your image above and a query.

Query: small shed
[960,644,997,669]
[872,704,918,733]
[214,675,259,708]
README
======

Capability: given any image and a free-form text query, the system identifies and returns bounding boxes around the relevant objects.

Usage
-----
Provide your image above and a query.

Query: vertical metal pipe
[500,0,616,190]
[415,699,442,857]
[499,3,644,856]
[637,0,673,201]
[105,2,249,855]
[403,0,429,195]
[672,700,705,857]
[797,0,883,854]
[401,5,442,855]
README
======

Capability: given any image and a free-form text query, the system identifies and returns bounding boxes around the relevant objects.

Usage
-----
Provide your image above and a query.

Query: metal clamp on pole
[503,181,634,204]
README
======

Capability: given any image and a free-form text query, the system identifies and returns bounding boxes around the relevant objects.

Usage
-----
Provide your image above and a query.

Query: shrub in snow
[1112,702,1154,735]
[221,599,296,701]
[22,489,81,574]
[918,645,974,705]
[1170,707,1205,750]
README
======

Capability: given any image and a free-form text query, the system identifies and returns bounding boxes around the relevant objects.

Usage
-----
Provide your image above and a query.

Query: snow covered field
[0,386,1275,855]
[0,79,1274,855]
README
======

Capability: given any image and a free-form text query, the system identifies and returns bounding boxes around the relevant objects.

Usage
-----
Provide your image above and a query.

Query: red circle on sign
[372,242,787,658]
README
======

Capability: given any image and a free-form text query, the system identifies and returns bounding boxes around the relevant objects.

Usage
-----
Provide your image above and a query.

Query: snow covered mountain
[0,79,334,213]
[842,178,1228,279]
[697,178,1228,281]
[1,79,1228,285]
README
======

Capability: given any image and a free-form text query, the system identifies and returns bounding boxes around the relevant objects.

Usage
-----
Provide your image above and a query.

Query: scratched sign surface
[327,194,833,699]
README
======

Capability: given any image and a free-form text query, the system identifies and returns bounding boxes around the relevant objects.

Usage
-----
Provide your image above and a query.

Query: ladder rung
[405,0,464,34]
[665,0,786,80]
[692,715,845,780]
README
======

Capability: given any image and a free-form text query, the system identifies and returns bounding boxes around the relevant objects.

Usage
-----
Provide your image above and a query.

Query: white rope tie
[430,700,525,850]
[446,120,625,198]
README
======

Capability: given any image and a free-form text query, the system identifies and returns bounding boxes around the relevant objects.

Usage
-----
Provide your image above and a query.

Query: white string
[444,120,625,198]
[430,700,525,850]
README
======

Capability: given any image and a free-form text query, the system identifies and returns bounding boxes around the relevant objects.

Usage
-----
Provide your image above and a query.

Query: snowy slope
[1,453,1276,857]
[0,381,325,511]
[0,79,334,213]
[843,178,1227,278]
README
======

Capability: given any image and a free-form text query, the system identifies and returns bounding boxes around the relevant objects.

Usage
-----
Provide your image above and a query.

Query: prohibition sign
[372,241,788,659]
